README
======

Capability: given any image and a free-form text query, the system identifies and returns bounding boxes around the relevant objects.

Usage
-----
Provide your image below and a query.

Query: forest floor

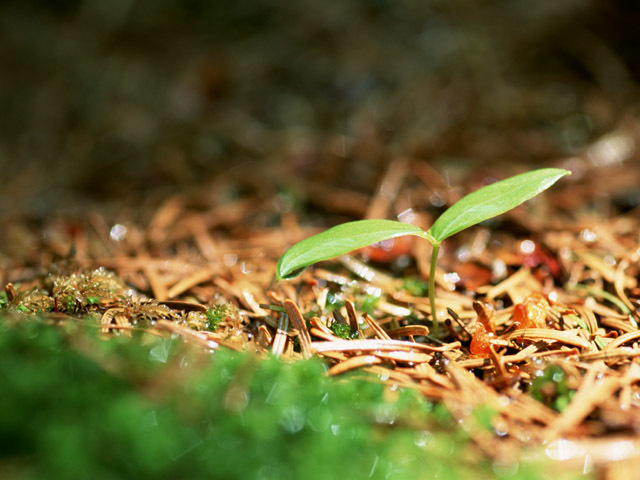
[3,148,640,478]
[2,1,640,478]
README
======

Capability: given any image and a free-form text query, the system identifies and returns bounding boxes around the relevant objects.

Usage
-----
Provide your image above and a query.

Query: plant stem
[429,242,441,337]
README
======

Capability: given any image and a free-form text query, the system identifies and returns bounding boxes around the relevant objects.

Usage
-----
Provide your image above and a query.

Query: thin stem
[429,242,441,337]
[418,230,437,244]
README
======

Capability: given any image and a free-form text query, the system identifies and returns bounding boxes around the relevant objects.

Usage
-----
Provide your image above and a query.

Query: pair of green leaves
[276,168,570,280]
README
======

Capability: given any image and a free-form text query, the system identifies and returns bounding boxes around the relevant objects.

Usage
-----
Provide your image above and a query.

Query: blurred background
[1,0,638,229]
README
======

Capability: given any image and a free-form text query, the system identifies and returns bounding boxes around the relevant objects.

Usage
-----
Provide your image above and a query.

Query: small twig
[344,299,361,334]
[328,355,383,376]
[271,312,289,358]
[447,307,473,339]
[284,299,313,359]
[166,267,214,299]
[362,312,391,340]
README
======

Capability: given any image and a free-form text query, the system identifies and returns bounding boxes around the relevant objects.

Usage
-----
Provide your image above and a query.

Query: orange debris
[470,302,496,357]
[513,293,549,329]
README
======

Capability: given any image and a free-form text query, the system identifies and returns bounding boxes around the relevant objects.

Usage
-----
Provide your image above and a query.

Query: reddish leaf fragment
[520,243,561,278]
[513,293,550,329]
[470,322,496,357]
[470,301,496,357]
[455,262,493,290]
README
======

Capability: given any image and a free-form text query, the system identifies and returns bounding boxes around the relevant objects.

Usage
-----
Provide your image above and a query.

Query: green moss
[357,293,380,315]
[400,277,429,297]
[530,365,575,412]
[205,304,236,331]
[329,322,359,339]
[65,295,76,313]
[473,404,498,432]
[0,317,585,479]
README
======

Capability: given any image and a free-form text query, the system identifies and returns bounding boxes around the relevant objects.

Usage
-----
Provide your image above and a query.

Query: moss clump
[329,322,360,339]
[0,318,579,480]
[204,304,238,331]
[530,365,576,412]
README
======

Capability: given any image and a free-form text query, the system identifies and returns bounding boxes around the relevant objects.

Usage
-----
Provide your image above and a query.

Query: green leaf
[276,220,428,280]
[427,168,570,243]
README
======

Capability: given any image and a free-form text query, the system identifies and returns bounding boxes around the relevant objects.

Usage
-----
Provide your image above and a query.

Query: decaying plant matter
[2,150,640,475]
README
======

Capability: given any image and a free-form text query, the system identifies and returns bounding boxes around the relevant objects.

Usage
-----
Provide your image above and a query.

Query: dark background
[1,0,638,221]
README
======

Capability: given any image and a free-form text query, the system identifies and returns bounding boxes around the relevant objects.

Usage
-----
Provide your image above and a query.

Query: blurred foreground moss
[0,317,578,480]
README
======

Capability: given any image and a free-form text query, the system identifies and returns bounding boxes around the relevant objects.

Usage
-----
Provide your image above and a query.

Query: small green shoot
[276,168,570,336]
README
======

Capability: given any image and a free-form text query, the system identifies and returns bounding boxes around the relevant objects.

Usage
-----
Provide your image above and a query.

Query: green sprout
[276,168,570,337]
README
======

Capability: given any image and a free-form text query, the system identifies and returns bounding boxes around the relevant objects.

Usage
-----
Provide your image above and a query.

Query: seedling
[276,168,570,336]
